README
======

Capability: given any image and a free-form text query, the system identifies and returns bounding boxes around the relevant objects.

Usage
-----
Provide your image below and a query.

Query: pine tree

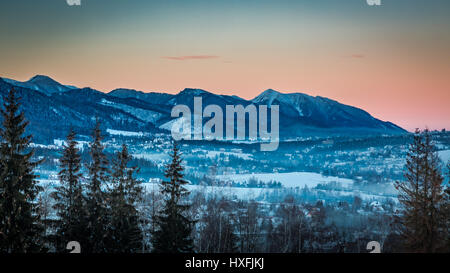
[445,162,450,251]
[445,163,450,200]
[394,129,447,252]
[0,88,43,253]
[108,144,143,253]
[152,142,194,253]
[51,130,88,251]
[84,121,110,253]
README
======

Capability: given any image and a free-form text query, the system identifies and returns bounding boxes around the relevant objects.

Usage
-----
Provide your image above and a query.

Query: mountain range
[0,75,406,143]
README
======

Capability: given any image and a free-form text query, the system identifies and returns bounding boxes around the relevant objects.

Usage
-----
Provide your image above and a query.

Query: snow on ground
[100,99,161,123]
[216,172,354,188]
[204,150,253,160]
[132,153,170,161]
[38,178,393,203]
[141,182,394,203]
[30,143,60,149]
[315,189,398,204]
[159,117,185,132]
[142,182,274,201]
[107,128,144,137]
[159,114,203,136]
[52,139,89,150]
[438,150,450,163]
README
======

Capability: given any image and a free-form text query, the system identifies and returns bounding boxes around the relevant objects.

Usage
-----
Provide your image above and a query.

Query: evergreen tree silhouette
[85,121,110,253]
[51,129,88,251]
[0,88,43,253]
[395,129,447,252]
[108,144,143,252]
[152,142,194,253]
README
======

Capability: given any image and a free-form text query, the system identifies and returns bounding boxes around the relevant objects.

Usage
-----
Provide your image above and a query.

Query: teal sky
[1,0,449,130]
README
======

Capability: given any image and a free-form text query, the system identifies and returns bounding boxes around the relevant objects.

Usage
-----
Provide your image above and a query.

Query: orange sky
[1,0,449,131]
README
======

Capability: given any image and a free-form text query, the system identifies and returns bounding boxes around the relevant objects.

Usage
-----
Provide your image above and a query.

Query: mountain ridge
[0,75,407,143]
[1,75,77,95]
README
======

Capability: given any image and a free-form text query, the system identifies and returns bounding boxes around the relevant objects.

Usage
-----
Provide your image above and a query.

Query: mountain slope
[1,75,76,95]
[0,78,166,143]
[108,88,174,105]
[0,75,406,143]
[252,89,405,134]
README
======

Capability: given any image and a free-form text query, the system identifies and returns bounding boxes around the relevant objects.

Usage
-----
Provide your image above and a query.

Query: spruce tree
[51,130,88,251]
[395,129,447,252]
[108,144,143,253]
[445,162,450,251]
[0,88,43,253]
[85,121,110,253]
[152,142,194,253]
[444,162,450,203]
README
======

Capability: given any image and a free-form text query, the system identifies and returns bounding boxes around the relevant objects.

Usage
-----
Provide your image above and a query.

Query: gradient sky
[0,0,449,131]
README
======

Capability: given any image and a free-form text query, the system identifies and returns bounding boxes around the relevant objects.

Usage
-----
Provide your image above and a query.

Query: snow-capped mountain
[0,75,406,143]
[108,88,174,105]
[167,88,249,107]
[2,75,76,95]
[252,89,403,132]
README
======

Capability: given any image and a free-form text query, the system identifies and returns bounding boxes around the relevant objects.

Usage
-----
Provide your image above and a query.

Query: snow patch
[217,172,353,189]
[107,128,144,137]
[438,150,450,163]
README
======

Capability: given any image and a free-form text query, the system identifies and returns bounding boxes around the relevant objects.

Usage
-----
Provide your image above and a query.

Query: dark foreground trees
[84,121,111,253]
[197,196,238,253]
[108,144,143,253]
[152,142,195,253]
[1,88,448,254]
[395,129,448,252]
[51,129,88,251]
[51,123,145,253]
[0,88,43,253]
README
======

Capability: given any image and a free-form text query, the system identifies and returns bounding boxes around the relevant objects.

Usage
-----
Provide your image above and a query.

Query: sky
[0,0,449,131]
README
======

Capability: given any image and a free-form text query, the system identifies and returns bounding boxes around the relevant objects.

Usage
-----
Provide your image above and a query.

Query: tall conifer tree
[51,130,88,251]
[152,142,194,253]
[85,121,110,253]
[395,129,447,252]
[445,162,450,251]
[0,88,43,253]
[108,144,143,252]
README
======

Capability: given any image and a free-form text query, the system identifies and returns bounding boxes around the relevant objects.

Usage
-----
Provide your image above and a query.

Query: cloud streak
[349,54,365,59]
[162,55,220,61]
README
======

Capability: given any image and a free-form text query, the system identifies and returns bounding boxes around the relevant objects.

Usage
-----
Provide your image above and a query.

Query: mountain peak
[108,88,174,104]
[179,88,210,96]
[28,75,55,83]
[1,74,75,95]
[252,89,283,105]
[0,74,407,136]
[109,88,143,95]
[262,88,281,94]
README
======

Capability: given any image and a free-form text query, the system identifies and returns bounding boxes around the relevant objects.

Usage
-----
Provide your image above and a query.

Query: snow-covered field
[107,129,145,137]
[100,99,161,123]
[216,172,354,188]
[37,172,394,204]
[132,153,170,161]
[204,150,253,160]
[139,182,396,203]
[142,182,272,201]
[439,150,450,163]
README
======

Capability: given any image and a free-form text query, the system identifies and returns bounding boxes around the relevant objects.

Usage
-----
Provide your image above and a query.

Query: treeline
[0,88,195,253]
[48,123,144,253]
[0,88,449,253]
